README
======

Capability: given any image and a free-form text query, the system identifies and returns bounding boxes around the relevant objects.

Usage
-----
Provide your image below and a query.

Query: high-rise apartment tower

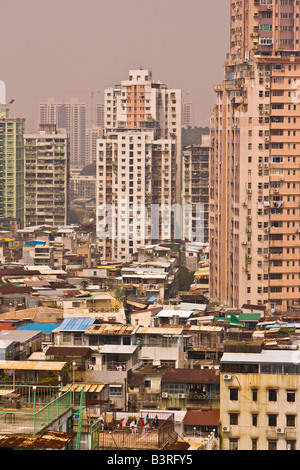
[210,0,300,313]
[39,98,86,166]
[97,70,182,262]
[24,124,70,227]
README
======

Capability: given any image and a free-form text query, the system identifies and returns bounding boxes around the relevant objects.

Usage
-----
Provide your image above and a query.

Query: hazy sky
[2,0,229,130]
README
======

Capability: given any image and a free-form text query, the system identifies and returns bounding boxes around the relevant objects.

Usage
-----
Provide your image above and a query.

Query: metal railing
[0,384,73,435]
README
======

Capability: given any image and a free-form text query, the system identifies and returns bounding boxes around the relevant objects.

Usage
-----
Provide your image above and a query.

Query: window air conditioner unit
[224,374,232,380]
[222,426,231,433]
[162,392,169,398]
[276,428,285,434]
[178,393,186,399]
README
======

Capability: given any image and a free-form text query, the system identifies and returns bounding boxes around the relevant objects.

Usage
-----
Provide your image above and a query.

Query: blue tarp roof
[148,297,157,302]
[57,317,97,332]
[17,323,60,333]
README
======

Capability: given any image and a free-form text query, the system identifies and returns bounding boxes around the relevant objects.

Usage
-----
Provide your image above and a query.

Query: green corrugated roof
[238,313,261,321]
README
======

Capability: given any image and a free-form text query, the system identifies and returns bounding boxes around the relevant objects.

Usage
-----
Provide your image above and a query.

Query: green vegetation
[80,162,96,176]
[178,266,195,291]
[182,126,209,148]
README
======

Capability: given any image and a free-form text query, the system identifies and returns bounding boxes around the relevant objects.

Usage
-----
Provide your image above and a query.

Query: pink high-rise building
[210,0,300,313]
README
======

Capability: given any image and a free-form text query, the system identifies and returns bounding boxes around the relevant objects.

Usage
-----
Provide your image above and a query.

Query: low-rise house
[153,309,195,327]
[55,317,98,347]
[183,409,220,439]
[0,329,43,360]
[84,323,138,348]
[63,292,124,322]
[16,323,60,350]
[0,360,68,385]
[160,368,220,411]
[183,324,225,369]
[45,346,94,372]
[127,365,168,411]
[136,326,185,368]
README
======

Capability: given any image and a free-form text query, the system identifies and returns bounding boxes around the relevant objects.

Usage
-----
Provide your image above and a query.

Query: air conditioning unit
[162,392,169,398]
[224,374,233,380]
[222,426,231,433]
[276,427,286,434]
[178,393,186,399]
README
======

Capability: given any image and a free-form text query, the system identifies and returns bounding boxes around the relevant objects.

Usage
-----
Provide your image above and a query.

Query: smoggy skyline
[2,0,229,131]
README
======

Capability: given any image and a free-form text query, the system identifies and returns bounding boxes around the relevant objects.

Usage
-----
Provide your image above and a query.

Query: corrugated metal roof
[46,346,93,357]
[137,326,184,335]
[0,330,42,341]
[0,360,66,371]
[183,409,220,426]
[85,323,138,335]
[99,345,138,355]
[62,383,106,393]
[17,323,60,333]
[0,430,76,449]
[162,368,220,384]
[57,317,97,332]
[156,310,193,318]
[221,349,300,364]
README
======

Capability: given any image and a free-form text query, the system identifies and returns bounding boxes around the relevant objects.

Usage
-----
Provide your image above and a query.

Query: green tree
[178,266,195,291]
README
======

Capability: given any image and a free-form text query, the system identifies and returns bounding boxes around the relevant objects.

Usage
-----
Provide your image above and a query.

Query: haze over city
[2,0,229,130]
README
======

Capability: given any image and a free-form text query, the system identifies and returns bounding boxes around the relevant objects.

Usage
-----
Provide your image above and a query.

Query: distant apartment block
[85,125,103,165]
[39,98,87,166]
[182,101,194,128]
[0,109,25,227]
[24,124,70,227]
[103,69,182,202]
[96,103,104,128]
[70,166,96,200]
[182,142,210,243]
[210,0,300,312]
[97,70,182,262]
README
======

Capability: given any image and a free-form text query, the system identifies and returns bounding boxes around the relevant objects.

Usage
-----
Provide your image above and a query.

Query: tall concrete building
[210,0,300,313]
[85,125,103,166]
[96,103,105,128]
[182,141,210,244]
[39,98,87,166]
[24,124,70,227]
[0,109,25,227]
[182,101,195,128]
[97,70,182,262]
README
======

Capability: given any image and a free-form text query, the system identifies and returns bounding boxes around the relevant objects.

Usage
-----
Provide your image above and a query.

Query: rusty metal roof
[46,346,93,357]
[0,430,76,449]
[85,323,138,335]
[0,360,67,371]
[62,383,106,393]
[161,368,220,384]
[183,409,220,427]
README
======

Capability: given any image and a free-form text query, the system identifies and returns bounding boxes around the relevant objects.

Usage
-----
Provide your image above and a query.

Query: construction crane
[60,89,101,127]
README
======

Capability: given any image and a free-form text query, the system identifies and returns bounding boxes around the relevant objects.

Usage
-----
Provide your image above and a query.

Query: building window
[109,386,122,397]
[230,388,239,401]
[287,390,296,402]
[268,389,277,402]
[252,439,258,451]
[268,414,277,427]
[252,414,258,427]
[229,439,239,451]
[286,415,296,428]
[229,413,239,426]
[287,441,296,451]
[268,440,277,451]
